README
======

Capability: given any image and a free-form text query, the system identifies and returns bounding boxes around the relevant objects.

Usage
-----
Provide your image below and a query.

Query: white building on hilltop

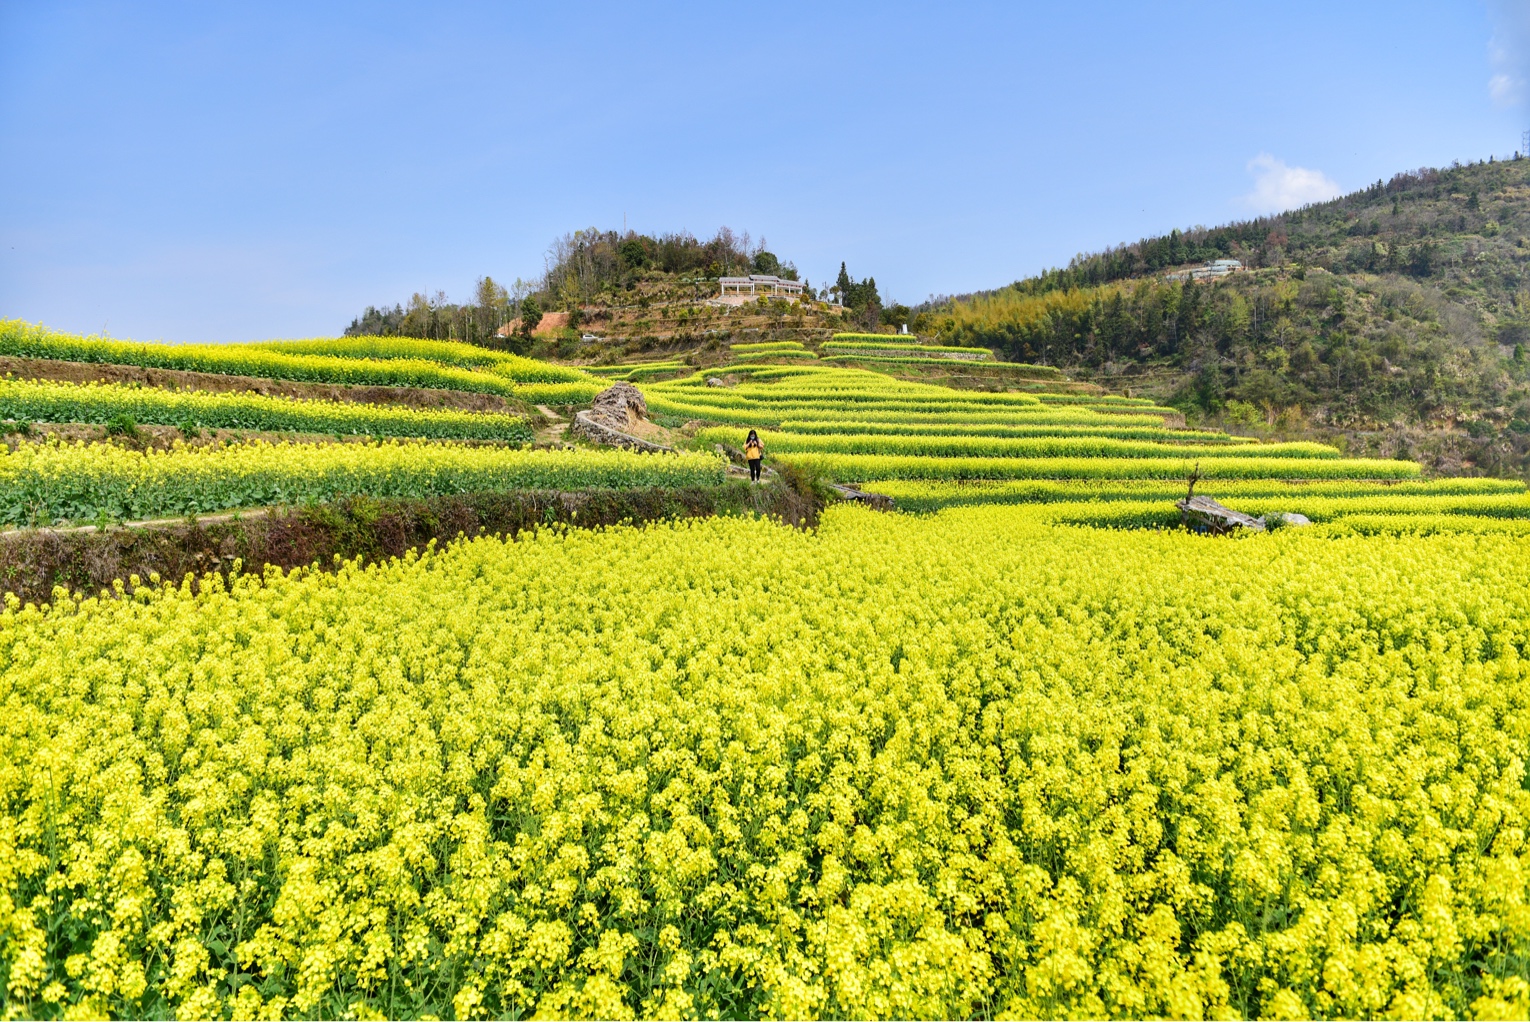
[1165,258,1244,282]
[716,274,806,304]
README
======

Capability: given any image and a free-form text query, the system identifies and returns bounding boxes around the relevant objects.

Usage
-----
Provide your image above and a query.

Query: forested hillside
[343,228,821,351]
[926,158,1530,476]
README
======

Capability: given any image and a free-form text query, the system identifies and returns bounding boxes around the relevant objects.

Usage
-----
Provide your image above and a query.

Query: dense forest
[925,158,1530,475]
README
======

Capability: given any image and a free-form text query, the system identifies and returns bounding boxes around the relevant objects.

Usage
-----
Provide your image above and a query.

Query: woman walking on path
[744,429,765,482]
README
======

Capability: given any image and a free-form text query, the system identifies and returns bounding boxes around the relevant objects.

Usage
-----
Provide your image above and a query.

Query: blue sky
[2,1,1527,341]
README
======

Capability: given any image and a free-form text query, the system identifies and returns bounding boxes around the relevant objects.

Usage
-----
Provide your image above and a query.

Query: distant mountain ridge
[950,157,1530,310]
[926,157,1530,479]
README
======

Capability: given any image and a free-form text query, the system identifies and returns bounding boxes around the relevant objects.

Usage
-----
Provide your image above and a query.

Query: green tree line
[345,227,803,344]
[345,277,532,351]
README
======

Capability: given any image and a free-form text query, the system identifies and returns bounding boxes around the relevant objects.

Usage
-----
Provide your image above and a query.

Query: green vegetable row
[0,440,726,526]
[729,341,806,352]
[772,451,1421,482]
[587,362,686,377]
[0,377,532,441]
[1032,392,1163,406]
[650,387,1044,408]
[865,476,1525,511]
[822,338,993,355]
[693,427,1342,461]
[642,395,1162,428]
[775,419,1245,442]
[820,355,1066,374]
[253,337,590,382]
[1026,496,1530,532]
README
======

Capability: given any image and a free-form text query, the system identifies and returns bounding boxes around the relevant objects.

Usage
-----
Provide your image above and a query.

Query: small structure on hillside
[716,275,805,304]
[1164,259,1244,283]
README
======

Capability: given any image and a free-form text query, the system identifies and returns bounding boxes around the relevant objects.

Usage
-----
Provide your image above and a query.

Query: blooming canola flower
[1,505,1527,1019]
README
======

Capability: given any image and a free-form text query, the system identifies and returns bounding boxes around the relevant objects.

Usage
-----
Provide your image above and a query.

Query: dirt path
[724,463,779,482]
[535,404,570,443]
[0,506,278,538]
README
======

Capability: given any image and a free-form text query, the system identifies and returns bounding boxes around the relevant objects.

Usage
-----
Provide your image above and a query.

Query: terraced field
[9,321,1515,533]
[0,377,534,441]
[0,321,700,525]
[730,340,816,359]
[642,364,1529,530]
[587,361,689,382]
[0,320,606,403]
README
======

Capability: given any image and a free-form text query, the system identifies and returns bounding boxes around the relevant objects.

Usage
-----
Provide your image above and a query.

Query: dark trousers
[748,458,762,481]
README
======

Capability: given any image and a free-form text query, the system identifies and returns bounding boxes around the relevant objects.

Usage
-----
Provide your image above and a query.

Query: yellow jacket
[744,441,763,460]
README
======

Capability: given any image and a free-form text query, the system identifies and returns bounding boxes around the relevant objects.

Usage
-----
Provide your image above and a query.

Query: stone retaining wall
[571,410,673,452]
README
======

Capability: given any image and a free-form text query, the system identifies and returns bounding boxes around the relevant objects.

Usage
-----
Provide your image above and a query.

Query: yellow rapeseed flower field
[2,505,1527,1019]
[0,321,605,402]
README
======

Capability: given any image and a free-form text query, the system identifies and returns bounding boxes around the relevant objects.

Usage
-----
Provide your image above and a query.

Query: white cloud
[1241,154,1341,213]
[1489,1,1530,107]
[1490,71,1522,105]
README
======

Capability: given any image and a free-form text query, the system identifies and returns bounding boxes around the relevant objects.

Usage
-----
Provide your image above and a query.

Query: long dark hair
[746,429,760,443]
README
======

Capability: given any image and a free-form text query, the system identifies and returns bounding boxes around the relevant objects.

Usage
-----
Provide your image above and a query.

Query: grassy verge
[0,480,821,604]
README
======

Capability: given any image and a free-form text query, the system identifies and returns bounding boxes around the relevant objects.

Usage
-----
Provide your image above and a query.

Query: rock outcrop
[585,382,649,431]
[571,383,672,453]
[1176,495,1313,534]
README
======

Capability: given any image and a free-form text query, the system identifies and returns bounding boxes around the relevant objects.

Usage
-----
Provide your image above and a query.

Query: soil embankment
[0,480,823,604]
